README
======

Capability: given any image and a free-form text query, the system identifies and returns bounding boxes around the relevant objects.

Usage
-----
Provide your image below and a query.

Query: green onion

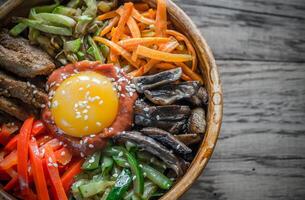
[34,13,76,27]
[79,180,115,198]
[141,164,172,190]
[142,182,158,200]
[9,23,27,36]
[101,156,114,176]
[32,3,59,13]
[19,19,72,36]
[82,151,101,171]
[67,0,81,8]
[64,38,82,53]
[88,36,105,62]
[53,6,77,16]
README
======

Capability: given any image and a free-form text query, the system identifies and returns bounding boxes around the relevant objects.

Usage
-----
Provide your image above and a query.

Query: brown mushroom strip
[0,70,48,108]
[141,127,192,156]
[144,81,200,105]
[0,30,55,78]
[174,134,202,146]
[188,87,208,106]
[187,108,206,134]
[114,131,184,177]
[132,68,182,93]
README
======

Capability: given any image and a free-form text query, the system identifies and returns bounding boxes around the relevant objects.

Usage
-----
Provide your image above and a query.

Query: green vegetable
[32,3,59,13]
[100,44,110,58]
[64,38,82,53]
[34,13,76,27]
[9,23,27,36]
[101,188,111,200]
[79,180,115,198]
[98,1,113,13]
[113,156,129,168]
[28,28,40,42]
[142,182,158,200]
[106,168,133,200]
[137,152,166,172]
[83,0,97,17]
[125,151,144,196]
[19,19,72,36]
[67,0,81,8]
[88,36,105,62]
[101,156,114,176]
[77,51,85,60]
[74,15,93,36]
[141,164,172,190]
[72,179,88,200]
[53,6,77,16]
[104,146,123,157]
[82,151,101,171]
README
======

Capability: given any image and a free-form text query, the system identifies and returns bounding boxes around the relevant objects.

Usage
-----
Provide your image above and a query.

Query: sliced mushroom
[141,127,192,156]
[174,134,202,146]
[132,68,182,93]
[188,87,208,106]
[144,81,200,105]
[187,108,206,134]
[114,131,184,176]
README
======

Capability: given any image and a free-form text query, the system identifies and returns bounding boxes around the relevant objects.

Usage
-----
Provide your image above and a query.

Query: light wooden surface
[175,0,305,200]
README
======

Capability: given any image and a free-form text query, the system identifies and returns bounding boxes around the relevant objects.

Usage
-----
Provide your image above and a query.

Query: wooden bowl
[0,0,223,199]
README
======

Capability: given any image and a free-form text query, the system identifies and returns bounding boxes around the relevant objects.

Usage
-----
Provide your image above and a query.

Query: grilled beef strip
[0,70,48,108]
[0,96,33,121]
[0,30,55,78]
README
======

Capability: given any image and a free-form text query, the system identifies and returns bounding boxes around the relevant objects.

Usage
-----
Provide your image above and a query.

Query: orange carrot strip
[175,62,203,83]
[132,8,155,25]
[61,159,84,193]
[118,37,170,50]
[155,62,176,70]
[141,30,155,37]
[142,9,156,19]
[127,17,141,38]
[134,3,150,11]
[32,120,47,136]
[181,73,192,81]
[17,117,34,197]
[3,135,18,153]
[155,0,167,37]
[131,50,138,62]
[100,16,120,36]
[135,45,193,62]
[111,2,133,62]
[29,139,50,200]
[130,39,179,76]
[94,36,140,68]
[44,145,68,200]
[166,29,197,71]
[97,10,118,21]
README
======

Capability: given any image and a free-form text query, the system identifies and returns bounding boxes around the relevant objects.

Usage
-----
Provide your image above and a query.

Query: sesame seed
[132,176,136,180]
[118,151,123,157]
[113,173,118,178]
[53,163,58,168]
[33,90,38,94]
[79,87,84,91]
[99,100,104,105]
[84,126,89,131]
[41,104,46,108]
[89,144,94,148]
[90,134,95,138]
[96,122,102,126]
[144,107,149,112]
[52,100,58,108]
[60,151,66,156]
[84,115,89,120]
[80,152,85,157]
[48,157,53,163]
[82,109,88,114]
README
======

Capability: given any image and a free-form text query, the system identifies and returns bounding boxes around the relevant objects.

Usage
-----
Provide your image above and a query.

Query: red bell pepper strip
[39,138,62,153]
[3,135,18,153]
[32,120,47,136]
[54,147,72,166]
[0,150,17,170]
[29,139,50,200]
[3,175,18,191]
[61,159,84,193]
[17,117,34,196]
[0,125,12,145]
[44,145,68,200]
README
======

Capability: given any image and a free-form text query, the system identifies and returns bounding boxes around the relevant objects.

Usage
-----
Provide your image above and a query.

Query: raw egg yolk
[51,71,119,137]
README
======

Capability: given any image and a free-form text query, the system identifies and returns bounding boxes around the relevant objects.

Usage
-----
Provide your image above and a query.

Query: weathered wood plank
[173,2,305,62]
[175,0,305,19]
[182,61,305,200]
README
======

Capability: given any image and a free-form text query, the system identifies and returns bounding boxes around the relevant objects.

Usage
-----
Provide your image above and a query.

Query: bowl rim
[0,0,223,199]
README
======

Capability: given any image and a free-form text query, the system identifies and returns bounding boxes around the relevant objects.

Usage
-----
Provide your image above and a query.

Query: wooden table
[174,1,305,199]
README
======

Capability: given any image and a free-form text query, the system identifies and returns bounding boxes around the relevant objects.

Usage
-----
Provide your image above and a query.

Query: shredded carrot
[155,0,167,37]
[134,3,150,11]
[97,10,118,21]
[132,8,155,25]
[175,62,203,83]
[166,29,197,71]
[142,9,156,19]
[155,62,176,70]
[181,73,192,81]
[129,39,179,76]
[131,50,138,62]
[100,16,119,36]
[127,17,141,38]
[111,2,134,62]
[141,30,155,37]
[118,37,170,50]
[94,36,140,68]
[135,45,193,62]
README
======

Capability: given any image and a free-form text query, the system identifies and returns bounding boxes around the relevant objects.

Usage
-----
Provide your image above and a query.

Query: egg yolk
[51,71,119,137]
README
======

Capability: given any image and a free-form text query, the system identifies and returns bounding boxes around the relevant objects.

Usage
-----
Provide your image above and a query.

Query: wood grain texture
[182,61,305,200]
[174,0,305,199]
[175,0,305,62]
